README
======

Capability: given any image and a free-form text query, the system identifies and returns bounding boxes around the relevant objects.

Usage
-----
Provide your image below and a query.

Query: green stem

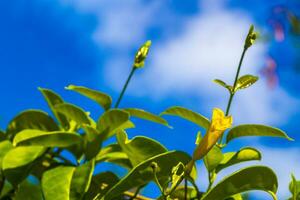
[184,178,188,200]
[114,67,137,108]
[129,185,144,200]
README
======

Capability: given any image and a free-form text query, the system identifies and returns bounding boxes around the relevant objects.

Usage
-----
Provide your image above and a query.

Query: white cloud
[197,145,300,199]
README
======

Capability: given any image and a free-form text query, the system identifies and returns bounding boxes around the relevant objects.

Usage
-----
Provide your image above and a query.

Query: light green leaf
[96,144,132,169]
[169,162,185,192]
[214,79,233,93]
[66,85,112,111]
[234,75,258,92]
[97,109,130,139]
[13,129,83,147]
[0,140,13,167]
[101,151,192,200]
[124,108,170,127]
[225,194,243,200]
[70,160,95,200]
[201,166,278,200]
[55,103,91,126]
[85,171,120,200]
[39,88,69,129]
[215,147,261,173]
[3,146,46,185]
[160,106,210,129]
[42,166,75,200]
[116,131,167,167]
[15,180,43,200]
[6,110,59,138]
[226,124,293,144]
[204,146,223,172]
[289,174,300,200]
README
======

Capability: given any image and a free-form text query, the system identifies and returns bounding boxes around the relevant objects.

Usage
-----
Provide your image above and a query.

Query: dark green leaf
[13,129,83,147]
[6,110,59,139]
[168,186,199,200]
[226,124,293,143]
[0,130,6,141]
[204,146,223,172]
[66,85,112,111]
[124,108,170,127]
[160,106,210,129]
[201,166,278,200]
[234,75,258,91]
[39,88,69,129]
[101,151,192,200]
[3,146,46,185]
[15,180,43,200]
[117,131,167,167]
[215,147,261,173]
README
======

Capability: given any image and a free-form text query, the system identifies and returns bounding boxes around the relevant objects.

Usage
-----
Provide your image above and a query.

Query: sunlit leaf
[13,129,83,147]
[226,124,293,144]
[204,146,223,172]
[116,131,167,166]
[66,85,112,111]
[161,106,210,129]
[0,140,13,167]
[201,166,278,200]
[39,88,69,129]
[124,108,170,127]
[55,103,91,126]
[289,174,300,200]
[214,79,233,93]
[3,146,46,186]
[215,147,261,173]
[234,75,258,92]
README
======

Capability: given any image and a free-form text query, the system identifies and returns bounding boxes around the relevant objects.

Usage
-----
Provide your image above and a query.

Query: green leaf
[201,166,278,200]
[215,147,261,173]
[204,146,223,172]
[101,151,192,200]
[168,186,199,200]
[39,88,69,129]
[97,109,130,139]
[66,85,112,111]
[6,110,59,139]
[116,131,167,167]
[70,160,95,200]
[0,130,6,141]
[214,79,233,93]
[13,129,83,147]
[226,124,293,144]
[42,166,75,200]
[124,108,170,127]
[55,103,91,126]
[289,174,300,199]
[234,75,258,92]
[96,144,132,169]
[0,140,13,167]
[160,106,210,129]
[85,171,120,200]
[225,194,243,200]
[3,146,46,185]
[169,162,185,192]
[15,180,43,200]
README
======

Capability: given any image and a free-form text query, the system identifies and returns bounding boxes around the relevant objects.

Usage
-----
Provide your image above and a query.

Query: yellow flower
[192,108,233,161]
[134,40,151,68]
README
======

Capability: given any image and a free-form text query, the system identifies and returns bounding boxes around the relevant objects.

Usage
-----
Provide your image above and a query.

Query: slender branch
[129,186,144,200]
[114,67,137,108]
[123,191,152,200]
[184,178,188,200]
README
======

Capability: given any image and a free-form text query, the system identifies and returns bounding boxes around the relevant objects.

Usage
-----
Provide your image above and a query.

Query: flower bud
[244,25,258,49]
[134,40,152,68]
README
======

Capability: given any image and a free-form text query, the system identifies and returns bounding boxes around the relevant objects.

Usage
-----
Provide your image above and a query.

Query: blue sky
[1,0,300,199]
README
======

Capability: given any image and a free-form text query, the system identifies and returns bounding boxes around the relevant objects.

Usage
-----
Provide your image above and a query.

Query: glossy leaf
[15,180,43,200]
[13,129,83,147]
[66,85,112,111]
[55,103,91,126]
[160,106,210,129]
[39,88,69,129]
[215,147,261,173]
[124,108,170,127]
[226,124,293,144]
[42,166,75,200]
[116,131,167,166]
[0,140,13,167]
[234,75,258,92]
[70,160,95,200]
[6,110,59,138]
[201,166,278,200]
[204,146,223,172]
[96,144,132,169]
[97,109,130,139]
[214,79,233,93]
[85,171,120,200]
[101,151,192,200]
[3,146,46,185]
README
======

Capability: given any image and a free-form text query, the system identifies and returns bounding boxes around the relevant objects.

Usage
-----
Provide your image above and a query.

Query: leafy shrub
[0,25,293,200]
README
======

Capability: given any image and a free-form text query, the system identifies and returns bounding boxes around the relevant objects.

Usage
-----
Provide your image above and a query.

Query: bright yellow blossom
[192,108,233,161]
